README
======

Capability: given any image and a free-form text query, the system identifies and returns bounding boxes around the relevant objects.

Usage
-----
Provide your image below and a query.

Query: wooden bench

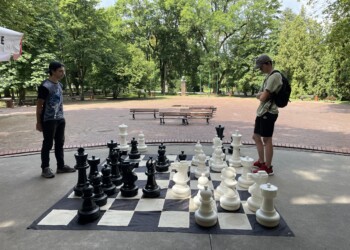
[158,111,190,125]
[130,108,159,119]
[188,111,213,124]
[173,105,217,115]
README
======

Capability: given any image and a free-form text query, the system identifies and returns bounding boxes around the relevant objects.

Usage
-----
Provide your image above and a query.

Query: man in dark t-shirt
[36,61,76,178]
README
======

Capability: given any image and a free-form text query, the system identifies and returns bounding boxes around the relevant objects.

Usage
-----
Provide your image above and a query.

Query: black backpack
[269,70,291,108]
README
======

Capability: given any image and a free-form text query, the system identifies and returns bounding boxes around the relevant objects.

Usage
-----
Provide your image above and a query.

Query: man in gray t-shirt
[36,61,76,178]
[251,55,282,176]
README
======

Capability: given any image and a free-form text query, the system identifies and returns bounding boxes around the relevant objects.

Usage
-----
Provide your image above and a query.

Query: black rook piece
[107,140,118,162]
[216,125,225,140]
[74,147,89,197]
[101,165,117,196]
[91,175,108,207]
[110,148,123,186]
[77,185,100,224]
[128,137,141,160]
[142,157,160,198]
[120,161,138,197]
[88,155,100,181]
[155,143,170,172]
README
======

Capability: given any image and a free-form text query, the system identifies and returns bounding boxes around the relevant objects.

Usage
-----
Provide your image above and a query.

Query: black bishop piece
[142,157,160,198]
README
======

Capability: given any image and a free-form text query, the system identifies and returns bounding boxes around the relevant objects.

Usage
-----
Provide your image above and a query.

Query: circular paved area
[0,96,349,155]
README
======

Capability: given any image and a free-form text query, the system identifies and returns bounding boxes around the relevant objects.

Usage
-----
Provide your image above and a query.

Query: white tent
[0,27,24,62]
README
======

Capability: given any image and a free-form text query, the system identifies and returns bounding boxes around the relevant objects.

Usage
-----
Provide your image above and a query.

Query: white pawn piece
[137,131,147,153]
[237,156,255,189]
[212,136,222,149]
[191,141,204,166]
[210,146,227,172]
[247,171,269,212]
[256,183,280,227]
[215,167,237,198]
[194,153,210,178]
[171,161,191,198]
[193,173,210,209]
[228,130,242,167]
[219,182,241,211]
[195,186,218,227]
[118,124,129,151]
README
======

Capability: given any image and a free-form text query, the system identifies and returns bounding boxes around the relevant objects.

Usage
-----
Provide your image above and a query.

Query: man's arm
[256,90,271,102]
[36,98,45,132]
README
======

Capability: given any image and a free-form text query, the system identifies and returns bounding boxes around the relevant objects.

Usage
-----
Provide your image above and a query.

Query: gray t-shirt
[37,80,64,122]
[256,72,282,117]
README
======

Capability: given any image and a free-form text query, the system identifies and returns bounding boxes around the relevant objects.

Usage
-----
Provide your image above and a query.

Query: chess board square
[163,198,189,211]
[136,172,147,180]
[38,209,77,226]
[99,198,115,211]
[209,172,221,181]
[241,201,255,215]
[167,155,178,162]
[190,180,214,190]
[67,191,81,199]
[218,213,252,230]
[158,211,189,228]
[155,179,170,189]
[116,189,143,199]
[237,190,250,201]
[155,172,170,180]
[135,199,165,211]
[98,210,134,226]
[110,199,139,210]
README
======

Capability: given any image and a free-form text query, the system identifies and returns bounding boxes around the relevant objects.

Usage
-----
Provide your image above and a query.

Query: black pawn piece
[110,149,123,186]
[178,151,187,161]
[155,143,170,172]
[91,175,108,207]
[88,155,100,181]
[77,185,100,224]
[142,157,160,198]
[101,165,117,196]
[120,161,139,197]
[107,140,118,162]
[74,147,89,197]
[129,137,141,160]
[215,125,225,140]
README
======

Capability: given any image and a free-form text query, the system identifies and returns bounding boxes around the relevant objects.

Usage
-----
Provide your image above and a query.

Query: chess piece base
[142,186,161,198]
[77,207,100,224]
[120,186,139,197]
[256,209,280,227]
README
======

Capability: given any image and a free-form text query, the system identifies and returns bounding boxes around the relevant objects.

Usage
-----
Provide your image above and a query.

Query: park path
[0,96,349,155]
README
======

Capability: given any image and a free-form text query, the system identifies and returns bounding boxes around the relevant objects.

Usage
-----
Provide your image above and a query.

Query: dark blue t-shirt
[37,80,64,122]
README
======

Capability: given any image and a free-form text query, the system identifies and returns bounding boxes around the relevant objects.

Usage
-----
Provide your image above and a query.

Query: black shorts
[254,112,278,137]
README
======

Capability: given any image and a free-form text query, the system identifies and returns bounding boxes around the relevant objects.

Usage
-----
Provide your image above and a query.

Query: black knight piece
[88,155,100,181]
[155,143,170,172]
[110,148,123,186]
[73,148,89,197]
[101,165,117,196]
[128,137,141,160]
[120,161,139,197]
[142,157,160,198]
[91,175,108,207]
[77,185,100,224]
[215,125,225,140]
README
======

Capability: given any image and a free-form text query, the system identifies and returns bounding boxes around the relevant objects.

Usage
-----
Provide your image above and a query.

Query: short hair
[46,61,64,75]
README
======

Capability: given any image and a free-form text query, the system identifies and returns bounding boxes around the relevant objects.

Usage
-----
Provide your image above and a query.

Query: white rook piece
[247,171,269,212]
[118,124,129,151]
[256,183,280,227]
[238,156,255,189]
[195,186,218,227]
[228,130,242,167]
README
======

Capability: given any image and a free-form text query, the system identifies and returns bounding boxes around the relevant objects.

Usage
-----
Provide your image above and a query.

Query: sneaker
[253,160,265,168]
[57,165,76,174]
[41,167,55,178]
[253,164,274,176]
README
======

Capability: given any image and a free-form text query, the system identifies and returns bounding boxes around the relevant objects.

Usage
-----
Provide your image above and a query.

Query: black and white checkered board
[28,154,294,236]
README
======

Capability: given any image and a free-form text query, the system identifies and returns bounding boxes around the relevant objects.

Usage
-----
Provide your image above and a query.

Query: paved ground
[0,96,349,155]
[0,96,349,250]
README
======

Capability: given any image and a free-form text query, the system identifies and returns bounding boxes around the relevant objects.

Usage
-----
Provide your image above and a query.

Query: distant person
[36,61,75,178]
[252,55,282,176]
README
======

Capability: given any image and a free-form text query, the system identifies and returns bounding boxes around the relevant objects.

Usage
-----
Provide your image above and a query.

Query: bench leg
[132,113,135,119]
[153,112,157,119]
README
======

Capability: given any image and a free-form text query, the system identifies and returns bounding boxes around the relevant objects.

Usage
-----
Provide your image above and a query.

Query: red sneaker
[253,160,265,168]
[253,164,274,176]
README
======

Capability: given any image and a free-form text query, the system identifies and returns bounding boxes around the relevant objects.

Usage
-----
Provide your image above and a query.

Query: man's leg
[263,137,273,167]
[54,119,65,168]
[41,120,56,178]
[252,133,264,163]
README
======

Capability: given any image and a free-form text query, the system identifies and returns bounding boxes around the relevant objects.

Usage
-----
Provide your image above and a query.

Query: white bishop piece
[193,173,210,209]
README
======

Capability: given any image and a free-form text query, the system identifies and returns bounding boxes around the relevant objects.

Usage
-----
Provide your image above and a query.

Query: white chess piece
[192,141,204,166]
[256,183,280,227]
[237,156,255,189]
[171,161,191,198]
[194,153,210,178]
[193,173,210,209]
[228,130,242,167]
[215,167,237,198]
[219,182,241,211]
[247,171,269,212]
[118,124,129,151]
[137,131,147,152]
[195,186,218,227]
[210,146,227,172]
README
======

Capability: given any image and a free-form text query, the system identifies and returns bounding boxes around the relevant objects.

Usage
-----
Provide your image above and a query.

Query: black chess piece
[216,125,225,140]
[77,185,100,224]
[228,136,233,154]
[128,137,141,160]
[101,165,117,196]
[88,155,100,181]
[110,148,123,186]
[91,175,108,207]
[178,151,187,161]
[142,157,160,198]
[107,140,118,162]
[73,148,89,197]
[120,161,139,197]
[155,143,170,172]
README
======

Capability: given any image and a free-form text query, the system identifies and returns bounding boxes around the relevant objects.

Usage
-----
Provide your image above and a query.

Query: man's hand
[36,122,43,132]
[256,92,262,99]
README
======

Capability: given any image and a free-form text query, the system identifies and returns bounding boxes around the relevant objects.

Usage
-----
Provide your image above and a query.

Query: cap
[46,61,64,74]
[254,55,272,69]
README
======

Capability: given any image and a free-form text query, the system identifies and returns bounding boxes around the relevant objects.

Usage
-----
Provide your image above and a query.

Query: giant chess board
[28,154,294,236]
